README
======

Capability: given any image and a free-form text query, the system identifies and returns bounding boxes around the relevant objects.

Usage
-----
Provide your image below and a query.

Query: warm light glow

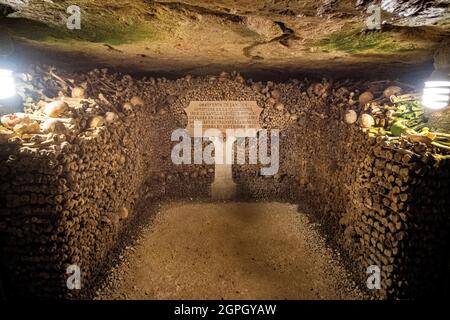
[425,81,450,88]
[422,81,450,110]
[423,88,450,95]
[422,99,448,110]
[0,68,16,100]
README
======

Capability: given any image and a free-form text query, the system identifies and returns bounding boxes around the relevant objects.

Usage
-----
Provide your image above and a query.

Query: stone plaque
[185,101,262,136]
[184,101,263,200]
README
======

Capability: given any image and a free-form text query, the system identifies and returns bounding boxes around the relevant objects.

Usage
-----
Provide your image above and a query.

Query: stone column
[209,136,237,200]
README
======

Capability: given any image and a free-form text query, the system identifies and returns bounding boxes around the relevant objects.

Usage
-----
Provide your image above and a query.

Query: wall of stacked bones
[0,67,449,299]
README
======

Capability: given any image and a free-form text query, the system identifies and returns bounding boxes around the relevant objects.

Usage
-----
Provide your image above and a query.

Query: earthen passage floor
[96,202,363,300]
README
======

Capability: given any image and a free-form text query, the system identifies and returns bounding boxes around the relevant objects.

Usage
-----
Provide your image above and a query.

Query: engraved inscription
[185,101,262,136]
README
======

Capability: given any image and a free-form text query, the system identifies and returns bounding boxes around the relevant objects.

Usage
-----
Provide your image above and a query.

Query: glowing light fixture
[422,70,450,110]
[0,68,16,100]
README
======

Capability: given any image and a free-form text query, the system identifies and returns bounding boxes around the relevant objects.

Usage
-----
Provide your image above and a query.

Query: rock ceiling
[0,0,449,81]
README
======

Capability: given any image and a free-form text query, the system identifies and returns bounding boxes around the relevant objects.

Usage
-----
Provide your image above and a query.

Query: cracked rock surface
[0,0,448,79]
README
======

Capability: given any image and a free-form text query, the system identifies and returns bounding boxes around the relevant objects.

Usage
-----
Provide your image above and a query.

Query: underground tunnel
[0,0,449,302]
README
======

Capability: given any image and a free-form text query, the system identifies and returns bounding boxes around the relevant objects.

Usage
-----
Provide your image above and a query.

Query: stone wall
[233,80,450,298]
[0,67,449,299]
[289,107,450,298]
[0,70,215,298]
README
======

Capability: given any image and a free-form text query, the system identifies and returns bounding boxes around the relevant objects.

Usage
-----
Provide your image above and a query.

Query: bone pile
[0,66,449,299]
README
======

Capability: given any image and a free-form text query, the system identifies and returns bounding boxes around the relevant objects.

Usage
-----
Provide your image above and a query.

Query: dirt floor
[96,202,364,300]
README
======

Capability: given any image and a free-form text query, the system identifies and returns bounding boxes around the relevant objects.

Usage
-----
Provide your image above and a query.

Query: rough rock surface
[0,0,448,79]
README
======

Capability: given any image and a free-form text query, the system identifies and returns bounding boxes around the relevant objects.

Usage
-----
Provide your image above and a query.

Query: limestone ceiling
[0,0,449,80]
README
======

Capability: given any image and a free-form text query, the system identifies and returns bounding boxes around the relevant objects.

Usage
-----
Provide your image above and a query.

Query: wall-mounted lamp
[0,32,16,102]
[423,40,450,110]
[0,68,16,100]
[0,31,16,101]
[0,32,23,116]
[422,69,450,110]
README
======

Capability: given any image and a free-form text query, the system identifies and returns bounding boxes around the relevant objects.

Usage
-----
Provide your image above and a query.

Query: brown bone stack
[0,68,219,298]
[0,67,449,299]
[349,136,450,298]
[233,80,450,298]
[0,96,156,298]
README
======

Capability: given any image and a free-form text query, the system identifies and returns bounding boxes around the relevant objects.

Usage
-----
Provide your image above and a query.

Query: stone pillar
[209,136,236,200]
